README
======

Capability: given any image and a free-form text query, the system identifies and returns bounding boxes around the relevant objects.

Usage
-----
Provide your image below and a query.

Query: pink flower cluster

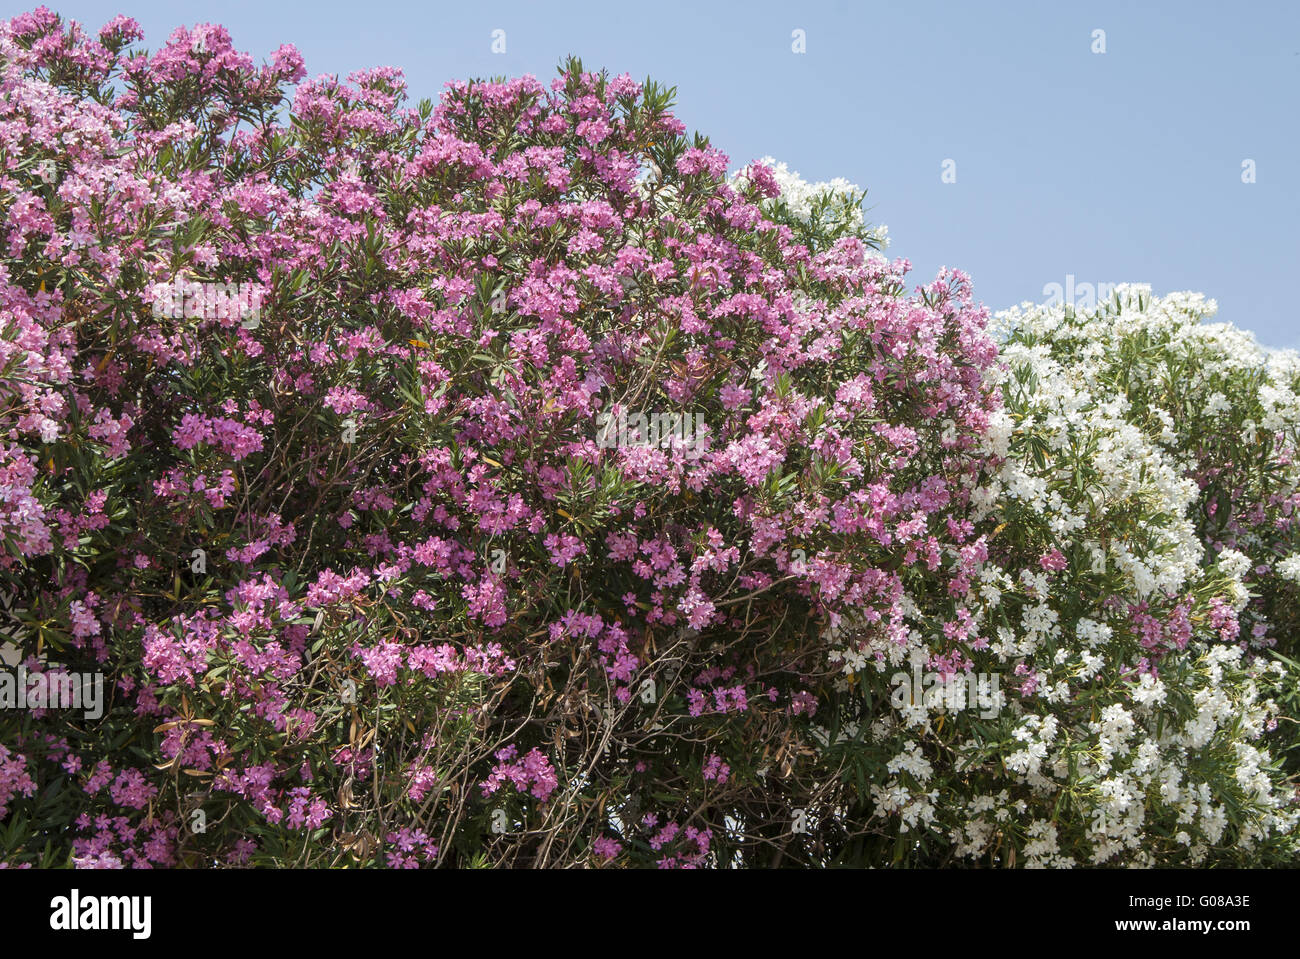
[479,746,560,802]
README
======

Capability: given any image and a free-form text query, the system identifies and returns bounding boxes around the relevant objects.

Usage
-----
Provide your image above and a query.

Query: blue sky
[14,0,1299,346]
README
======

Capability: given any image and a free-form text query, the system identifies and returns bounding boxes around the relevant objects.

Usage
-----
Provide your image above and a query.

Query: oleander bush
[0,9,1294,868]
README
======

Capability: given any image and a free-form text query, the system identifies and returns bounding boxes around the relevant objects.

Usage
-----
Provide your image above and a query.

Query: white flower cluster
[981,333,1205,599]
[731,156,888,250]
[814,285,1300,867]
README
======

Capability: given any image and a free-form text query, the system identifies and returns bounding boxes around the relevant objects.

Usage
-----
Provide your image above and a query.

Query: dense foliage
[0,10,1294,868]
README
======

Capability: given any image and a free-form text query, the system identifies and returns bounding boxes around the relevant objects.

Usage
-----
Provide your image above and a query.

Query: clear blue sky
[12,0,1299,347]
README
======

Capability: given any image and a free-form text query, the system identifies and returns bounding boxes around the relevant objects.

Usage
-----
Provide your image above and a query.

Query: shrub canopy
[0,10,1294,868]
